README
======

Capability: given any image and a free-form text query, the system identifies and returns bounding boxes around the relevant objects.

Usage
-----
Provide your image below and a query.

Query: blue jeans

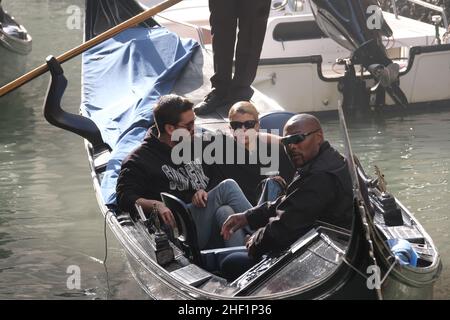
[188,179,253,250]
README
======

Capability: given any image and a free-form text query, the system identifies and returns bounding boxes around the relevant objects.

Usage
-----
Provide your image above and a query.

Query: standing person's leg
[230,0,271,101]
[195,0,238,115]
[209,0,238,96]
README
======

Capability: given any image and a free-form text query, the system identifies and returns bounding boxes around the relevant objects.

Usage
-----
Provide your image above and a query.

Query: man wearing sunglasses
[220,114,353,280]
[117,95,251,250]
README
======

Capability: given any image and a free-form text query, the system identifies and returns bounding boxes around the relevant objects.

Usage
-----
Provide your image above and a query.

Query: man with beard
[219,114,354,280]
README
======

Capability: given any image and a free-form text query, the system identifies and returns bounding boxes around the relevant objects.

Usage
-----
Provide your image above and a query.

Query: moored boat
[0,1,32,87]
[41,0,441,299]
[140,0,450,114]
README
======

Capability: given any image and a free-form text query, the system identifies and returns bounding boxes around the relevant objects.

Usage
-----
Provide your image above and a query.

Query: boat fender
[2,24,26,39]
[386,238,418,267]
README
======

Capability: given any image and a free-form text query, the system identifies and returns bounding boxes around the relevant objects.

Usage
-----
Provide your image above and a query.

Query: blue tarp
[81,26,199,205]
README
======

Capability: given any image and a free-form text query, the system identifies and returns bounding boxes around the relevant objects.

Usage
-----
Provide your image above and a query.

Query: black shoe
[194,90,228,115]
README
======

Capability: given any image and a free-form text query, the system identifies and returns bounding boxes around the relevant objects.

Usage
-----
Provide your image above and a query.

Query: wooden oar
[0,0,182,97]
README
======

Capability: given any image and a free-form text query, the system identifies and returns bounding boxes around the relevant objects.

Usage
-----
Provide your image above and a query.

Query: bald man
[220,114,353,280]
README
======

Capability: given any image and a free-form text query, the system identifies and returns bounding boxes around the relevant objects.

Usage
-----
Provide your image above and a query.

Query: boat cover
[81,26,199,205]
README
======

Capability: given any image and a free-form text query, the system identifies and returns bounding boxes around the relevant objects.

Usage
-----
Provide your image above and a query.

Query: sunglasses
[176,118,196,131]
[230,120,258,130]
[281,129,320,146]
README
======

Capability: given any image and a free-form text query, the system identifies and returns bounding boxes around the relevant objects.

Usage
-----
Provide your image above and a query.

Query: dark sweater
[206,134,295,205]
[116,134,217,214]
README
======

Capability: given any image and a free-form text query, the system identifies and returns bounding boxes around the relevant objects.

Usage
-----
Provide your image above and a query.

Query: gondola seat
[160,192,246,272]
[259,111,296,135]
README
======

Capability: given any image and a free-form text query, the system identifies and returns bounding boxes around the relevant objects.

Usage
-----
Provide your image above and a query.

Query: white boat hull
[143,0,450,113]
[0,6,32,87]
[255,45,450,113]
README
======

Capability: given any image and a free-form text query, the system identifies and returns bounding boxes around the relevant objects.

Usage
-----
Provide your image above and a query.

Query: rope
[380,256,398,284]
[341,256,369,280]
[103,208,112,300]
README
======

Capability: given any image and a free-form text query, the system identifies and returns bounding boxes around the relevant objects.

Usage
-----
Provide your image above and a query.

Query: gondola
[41,0,441,299]
[0,0,32,87]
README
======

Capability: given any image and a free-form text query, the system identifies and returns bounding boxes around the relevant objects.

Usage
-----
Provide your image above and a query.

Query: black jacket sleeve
[116,158,151,213]
[245,196,283,229]
[248,172,337,258]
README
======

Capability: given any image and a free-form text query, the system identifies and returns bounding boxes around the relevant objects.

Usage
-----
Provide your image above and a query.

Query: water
[0,0,148,299]
[0,0,449,299]
[324,112,450,299]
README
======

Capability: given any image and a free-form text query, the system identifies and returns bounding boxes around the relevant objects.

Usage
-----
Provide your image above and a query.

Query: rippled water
[0,0,148,299]
[0,0,449,299]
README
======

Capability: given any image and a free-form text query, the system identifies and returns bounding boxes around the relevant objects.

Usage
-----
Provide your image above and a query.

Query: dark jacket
[245,141,353,258]
[116,133,218,214]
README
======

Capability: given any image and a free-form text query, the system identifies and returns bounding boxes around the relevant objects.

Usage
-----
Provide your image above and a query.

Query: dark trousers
[208,0,271,100]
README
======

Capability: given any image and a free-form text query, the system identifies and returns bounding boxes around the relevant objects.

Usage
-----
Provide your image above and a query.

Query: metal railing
[390,0,449,29]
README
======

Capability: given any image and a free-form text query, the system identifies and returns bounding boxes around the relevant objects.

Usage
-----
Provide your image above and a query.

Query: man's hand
[155,202,177,229]
[221,213,248,241]
[192,189,208,208]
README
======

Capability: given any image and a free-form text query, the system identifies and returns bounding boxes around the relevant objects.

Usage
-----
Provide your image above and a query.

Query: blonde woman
[212,101,295,205]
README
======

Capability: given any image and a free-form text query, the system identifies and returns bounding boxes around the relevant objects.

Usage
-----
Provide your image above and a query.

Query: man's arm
[245,196,283,229]
[116,163,148,213]
[135,198,176,228]
[116,163,177,228]
[221,196,282,241]
[248,173,336,258]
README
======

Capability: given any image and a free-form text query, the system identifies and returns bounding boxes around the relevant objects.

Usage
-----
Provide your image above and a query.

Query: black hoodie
[116,133,218,214]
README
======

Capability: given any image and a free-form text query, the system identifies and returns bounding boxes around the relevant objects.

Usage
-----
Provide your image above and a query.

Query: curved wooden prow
[43,56,110,154]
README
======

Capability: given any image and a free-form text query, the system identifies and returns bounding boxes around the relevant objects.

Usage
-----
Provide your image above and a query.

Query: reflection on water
[0,0,449,299]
